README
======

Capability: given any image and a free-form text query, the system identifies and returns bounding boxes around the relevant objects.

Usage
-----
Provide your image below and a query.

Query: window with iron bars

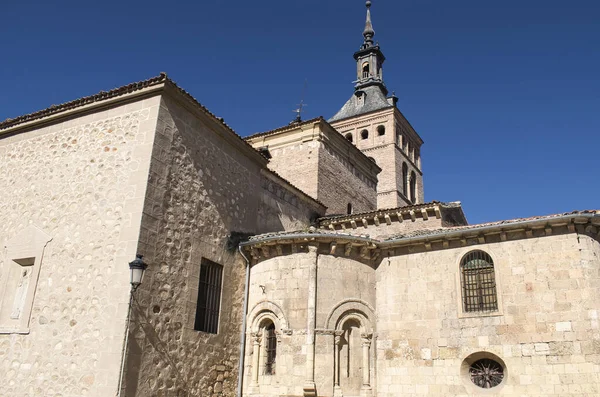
[264,322,277,375]
[460,250,498,313]
[194,258,223,334]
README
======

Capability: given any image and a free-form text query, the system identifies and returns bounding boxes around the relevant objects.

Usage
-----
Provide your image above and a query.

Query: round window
[469,358,504,389]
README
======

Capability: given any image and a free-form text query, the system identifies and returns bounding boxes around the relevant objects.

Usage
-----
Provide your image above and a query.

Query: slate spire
[363,1,375,47]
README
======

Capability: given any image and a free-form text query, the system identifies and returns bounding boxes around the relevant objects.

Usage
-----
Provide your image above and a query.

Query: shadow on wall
[125,295,190,397]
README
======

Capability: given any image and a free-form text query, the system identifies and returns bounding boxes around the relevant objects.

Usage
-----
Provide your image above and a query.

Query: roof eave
[0,83,166,137]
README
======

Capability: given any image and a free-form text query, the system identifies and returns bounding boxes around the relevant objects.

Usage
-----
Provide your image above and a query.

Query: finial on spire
[363,0,375,47]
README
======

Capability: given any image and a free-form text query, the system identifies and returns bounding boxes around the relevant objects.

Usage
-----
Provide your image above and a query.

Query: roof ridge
[0,73,169,131]
[245,117,324,140]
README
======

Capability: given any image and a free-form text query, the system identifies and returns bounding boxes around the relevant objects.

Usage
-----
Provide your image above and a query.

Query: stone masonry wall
[263,141,320,201]
[376,233,600,396]
[244,253,312,397]
[125,94,268,396]
[317,142,377,216]
[243,251,376,397]
[0,97,160,396]
[257,171,324,233]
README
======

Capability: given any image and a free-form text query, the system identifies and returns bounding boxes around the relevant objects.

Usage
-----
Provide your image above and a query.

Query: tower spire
[363,1,375,47]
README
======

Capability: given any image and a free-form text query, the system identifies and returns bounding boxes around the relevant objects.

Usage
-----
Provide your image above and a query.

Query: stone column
[248,333,262,394]
[360,333,372,397]
[303,244,318,397]
[333,333,343,397]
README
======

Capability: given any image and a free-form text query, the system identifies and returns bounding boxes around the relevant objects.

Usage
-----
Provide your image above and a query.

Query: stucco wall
[0,97,160,396]
[376,233,600,396]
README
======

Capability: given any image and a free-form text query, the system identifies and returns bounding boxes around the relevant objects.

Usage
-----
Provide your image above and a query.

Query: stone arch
[325,298,375,333]
[248,300,289,333]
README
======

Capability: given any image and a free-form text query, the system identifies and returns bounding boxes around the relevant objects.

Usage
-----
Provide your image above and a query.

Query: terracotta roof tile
[318,200,446,223]
[245,117,324,140]
[0,73,325,210]
[0,73,169,131]
[384,209,600,241]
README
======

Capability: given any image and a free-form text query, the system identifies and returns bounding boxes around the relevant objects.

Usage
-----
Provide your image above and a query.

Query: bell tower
[354,1,387,95]
[329,1,425,209]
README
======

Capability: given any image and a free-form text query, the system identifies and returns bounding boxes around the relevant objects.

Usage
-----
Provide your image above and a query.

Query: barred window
[461,250,498,312]
[264,322,277,375]
[194,258,223,333]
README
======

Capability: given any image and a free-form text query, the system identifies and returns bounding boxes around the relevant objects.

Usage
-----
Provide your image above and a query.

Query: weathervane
[292,79,308,123]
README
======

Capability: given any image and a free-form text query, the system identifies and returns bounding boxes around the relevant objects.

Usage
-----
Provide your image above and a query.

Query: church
[1,2,599,396]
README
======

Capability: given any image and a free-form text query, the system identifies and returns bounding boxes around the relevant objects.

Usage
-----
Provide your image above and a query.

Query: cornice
[240,212,600,262]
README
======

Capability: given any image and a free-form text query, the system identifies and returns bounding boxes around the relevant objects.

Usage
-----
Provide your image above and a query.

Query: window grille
[461,251,498,312]
[265,323,277,375]
[194,258,223,334]
[470,358,504,388]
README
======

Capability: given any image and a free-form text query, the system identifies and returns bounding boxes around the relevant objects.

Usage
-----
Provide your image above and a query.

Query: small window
[345,133,353,143]
[377,125,385,136]
[347,203,353,215]
[264,322,277,375]
[460,251,498,313]
[195,258,223,333]
[362,62,370,78]
[361,130,368,140]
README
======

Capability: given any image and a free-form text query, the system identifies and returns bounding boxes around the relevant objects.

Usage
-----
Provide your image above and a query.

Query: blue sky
[1,0,598,224]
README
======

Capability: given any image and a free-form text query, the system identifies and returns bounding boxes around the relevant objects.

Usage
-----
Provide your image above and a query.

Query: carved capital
[251,333,262,345]
[360,333,373,347]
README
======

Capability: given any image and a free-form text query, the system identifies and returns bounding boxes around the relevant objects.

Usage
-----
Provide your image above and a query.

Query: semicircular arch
[248,300,289,333]
[325,298,376,333]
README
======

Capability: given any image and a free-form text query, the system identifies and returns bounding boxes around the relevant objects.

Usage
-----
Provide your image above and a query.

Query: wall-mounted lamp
[128,254,148,292]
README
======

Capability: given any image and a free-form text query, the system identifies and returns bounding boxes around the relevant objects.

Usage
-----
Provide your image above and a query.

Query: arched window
[347,203,353,215]
[409,171,416,204]
[361,130,368,140]
[362,62,370,78]
[264,322,277,375]
[377,125,385,136]
[345,133,353,143]
[402,163,408,196]
[460,251,498,313]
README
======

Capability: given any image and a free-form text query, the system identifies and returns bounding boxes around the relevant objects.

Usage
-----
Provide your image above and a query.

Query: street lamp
[128,254,147,291]
[118,254,148,396]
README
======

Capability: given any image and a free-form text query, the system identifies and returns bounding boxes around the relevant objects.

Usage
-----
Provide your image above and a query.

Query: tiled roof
[329,85,393,123]
[0,73,168,131]
[383,209,600,241]
[0,73,326,210]
[247,227,374,242]
[319,201,447,223]
[245,117,324,140]
[244,209,600,246]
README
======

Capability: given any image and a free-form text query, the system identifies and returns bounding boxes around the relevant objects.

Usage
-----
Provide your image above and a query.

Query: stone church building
[1,2,599,397]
